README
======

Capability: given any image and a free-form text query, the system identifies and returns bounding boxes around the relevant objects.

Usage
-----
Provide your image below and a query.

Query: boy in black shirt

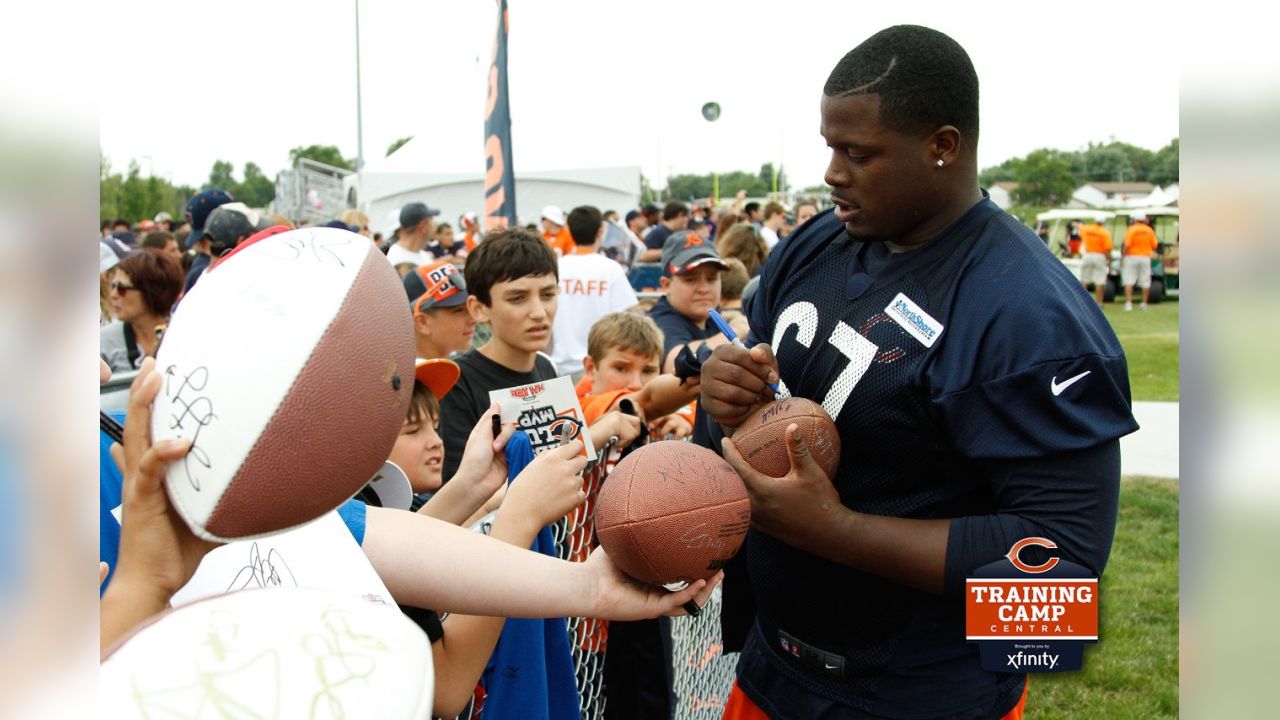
[439,228,562,482]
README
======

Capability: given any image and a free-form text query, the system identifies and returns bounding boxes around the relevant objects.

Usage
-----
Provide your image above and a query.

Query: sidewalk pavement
[1123,401,1178,479]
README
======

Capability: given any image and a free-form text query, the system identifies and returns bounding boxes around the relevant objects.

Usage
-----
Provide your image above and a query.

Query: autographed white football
[151,227,414,541]
[101,589,434,718]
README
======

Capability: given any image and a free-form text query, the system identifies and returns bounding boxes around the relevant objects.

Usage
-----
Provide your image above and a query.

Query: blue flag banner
[484,0,517,232]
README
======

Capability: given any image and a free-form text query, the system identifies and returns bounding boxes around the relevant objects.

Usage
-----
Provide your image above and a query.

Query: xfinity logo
[1006,651,1060,670]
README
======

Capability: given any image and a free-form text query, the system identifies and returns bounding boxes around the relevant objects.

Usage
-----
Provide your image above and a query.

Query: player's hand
[109,358,221,603]
[583,546,721,621]
[700,342,779,428]
[649,414,692,440]
[454,402,517,496]
[505,440,588,533]
[720,422,841,553]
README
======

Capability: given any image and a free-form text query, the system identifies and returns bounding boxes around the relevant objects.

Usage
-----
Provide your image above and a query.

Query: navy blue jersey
[736,199,1136,718]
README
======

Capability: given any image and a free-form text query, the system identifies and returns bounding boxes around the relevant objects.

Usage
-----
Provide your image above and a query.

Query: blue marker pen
[706,308,780,394]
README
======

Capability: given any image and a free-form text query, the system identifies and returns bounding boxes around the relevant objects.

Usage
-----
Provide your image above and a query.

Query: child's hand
[650,414,692,440]
[454,402,516,495]
[502,440,588,535]
[591,410,643,450]
[583,546,722,621]
[103,353,221,638]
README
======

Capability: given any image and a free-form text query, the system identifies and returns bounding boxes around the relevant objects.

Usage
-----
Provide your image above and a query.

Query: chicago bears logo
[1006,537,1060,574]
[683,234,704,249]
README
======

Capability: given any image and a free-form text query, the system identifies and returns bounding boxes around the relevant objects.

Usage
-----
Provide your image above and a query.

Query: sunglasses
[111,281,137,294]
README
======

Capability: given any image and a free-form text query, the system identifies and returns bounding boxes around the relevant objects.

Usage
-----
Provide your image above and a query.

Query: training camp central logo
[965,537,1099,673]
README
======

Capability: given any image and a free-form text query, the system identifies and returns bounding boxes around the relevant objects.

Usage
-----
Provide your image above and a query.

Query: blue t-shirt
[734,201,1136,718]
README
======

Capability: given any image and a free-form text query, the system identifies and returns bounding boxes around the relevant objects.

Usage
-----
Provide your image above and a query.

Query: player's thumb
[748,342,780,378]
[784,423,821,477]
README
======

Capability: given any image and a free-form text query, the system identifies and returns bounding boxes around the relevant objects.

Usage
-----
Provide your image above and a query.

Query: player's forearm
[806,509,951,595]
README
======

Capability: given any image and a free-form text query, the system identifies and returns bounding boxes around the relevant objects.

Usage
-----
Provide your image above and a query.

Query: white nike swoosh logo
[1051,371,1092,396]
[824,662,839,670]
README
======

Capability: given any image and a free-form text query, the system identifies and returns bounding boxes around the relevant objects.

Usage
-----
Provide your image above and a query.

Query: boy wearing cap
[404,260,477,359]
[540,205,575,257]
[648,229,736,374]
[181,189,233,294]
[364,356,599,718]
[387,201,442,267]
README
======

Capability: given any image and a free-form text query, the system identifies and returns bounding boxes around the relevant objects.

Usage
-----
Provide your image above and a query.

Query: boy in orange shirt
[1121,213,1159,310]
[574,311,701,720]
[577,312,702,453]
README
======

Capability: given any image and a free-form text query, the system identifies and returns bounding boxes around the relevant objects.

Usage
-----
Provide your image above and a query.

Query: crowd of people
[100,23,1138,720]
[99,169,819,718]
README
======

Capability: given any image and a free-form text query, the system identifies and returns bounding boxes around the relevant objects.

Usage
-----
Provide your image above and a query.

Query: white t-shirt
[385,243,435,268]
[550,251,639,375]
[759,225,780,250]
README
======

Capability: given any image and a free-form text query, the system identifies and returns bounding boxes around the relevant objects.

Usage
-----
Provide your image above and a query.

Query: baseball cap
[404,260,469,314]
[541,205,567,227]
[154,211,173,224]
[324,219,359,232]
[100,240,122,274]
[1132,212,1148,222]
[400,202,441,230]
[415,357,460,399]
[662,230,729,277]
[203,202,273,252]
[185,189,234,247]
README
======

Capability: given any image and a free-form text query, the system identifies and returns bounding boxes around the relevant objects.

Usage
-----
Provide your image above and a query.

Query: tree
[1149,138,1179,186]
[386,136,414,157]
[1079,143,1135,183]
[979,156,1022,187]
[236,162,276,208]
[1108,142,1156,182]
[1013,149,1077,205]
[288,144,353,171]
[206,160,236,191]
[758,163,788,194]
[99,155,194,225]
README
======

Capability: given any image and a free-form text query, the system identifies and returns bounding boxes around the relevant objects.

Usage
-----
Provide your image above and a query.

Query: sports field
[1027,301,1179,716]
[1102,299,1180,402]
[1029,477,1179,718]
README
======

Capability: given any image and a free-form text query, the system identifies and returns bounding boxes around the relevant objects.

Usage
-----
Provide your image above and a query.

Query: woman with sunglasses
[100,248,183,373]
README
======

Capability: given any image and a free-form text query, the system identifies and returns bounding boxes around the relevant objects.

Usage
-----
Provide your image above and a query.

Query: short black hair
[140,231,175,250]
[743,201,760,216]
[463,227,558,306]
[824,25,979,142]
[567,205,602,246]
[662,201,688,222]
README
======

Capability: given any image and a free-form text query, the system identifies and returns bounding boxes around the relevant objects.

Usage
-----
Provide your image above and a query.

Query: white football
[101,589,434,718]
[151,227,414,541]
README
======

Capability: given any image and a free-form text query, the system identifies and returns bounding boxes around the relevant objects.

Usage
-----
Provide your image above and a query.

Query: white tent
[348,137,641,236]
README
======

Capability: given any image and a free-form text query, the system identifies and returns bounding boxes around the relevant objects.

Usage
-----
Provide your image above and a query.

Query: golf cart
[1035,206,1179,303]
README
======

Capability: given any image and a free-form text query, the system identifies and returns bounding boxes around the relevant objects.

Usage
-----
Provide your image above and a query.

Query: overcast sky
[98,0,1179,193]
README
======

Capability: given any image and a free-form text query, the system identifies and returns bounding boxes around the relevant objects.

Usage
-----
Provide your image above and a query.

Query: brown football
[733,397,841,480]
[595,441,750,587]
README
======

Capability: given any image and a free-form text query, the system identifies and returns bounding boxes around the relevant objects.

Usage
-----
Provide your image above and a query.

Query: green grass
[1028,477,1179,718]
[1101,300,1179,402]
